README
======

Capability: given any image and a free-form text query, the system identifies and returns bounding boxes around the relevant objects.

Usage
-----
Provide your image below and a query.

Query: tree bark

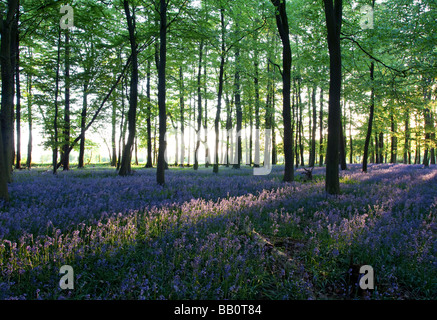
[390,112,397,164]
[309,86,317,167]
[378,132,384,163]
[323,0,342,194]
[203,50,209,167]
[233,38,242,169]
[349,102,353,164]
[62,30,71,171]
[78,82,89,168]
[194,40,204,170]
[319,88,324,166]
[271,0,294,182]
[1,0,19,186]
[156,0,167,184]
[52,29,62,174]
[423,107,432,166]
[254,54,261,168]
[26,67,32,169]
[14,12,21,170]
[213,7,225,174]
[119,0,138,176]
[339,116,347,170]
[403,110,409,164]
[145,60,153,168]
[179,66,185,167]
[111,99,117,166]
[298,79,304,167]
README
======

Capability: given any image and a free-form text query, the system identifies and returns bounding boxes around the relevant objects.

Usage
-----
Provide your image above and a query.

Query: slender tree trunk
[153,117,157,165]
[145,60,153,168]
[119,0,138,176]
[319,88,324,166]
[156,0,167,184]
[116,85,126,171]
[134,136,139,165]
[309,86,317,167]
[254,55,261,168]
[111,99,117,166]
[349,102,353,164]
[213,7,225,174]
[431,111,435,164]
[225,93,231,167]
[423,108,431,166]
[298,79,304,167]
[294,79,299,168]
[78,82,89,168]
[403,110,409,164]
[339,117,347,170]
[26,68,32,169]
[15,16,21,170]
[194,40,203,170]
[179,66,185,167]
[390,113,397,163]
[271,0,293,181]
[62,30,71,171]
[233,41,242,169]
[272,90,277,165]
[324,0,342,194]
[52,29,62,174]
[374,134,379,163]
[203,50,209,167]
[378,132,384,163]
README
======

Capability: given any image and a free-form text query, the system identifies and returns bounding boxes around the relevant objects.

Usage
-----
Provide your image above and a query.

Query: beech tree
[323,0,342,195]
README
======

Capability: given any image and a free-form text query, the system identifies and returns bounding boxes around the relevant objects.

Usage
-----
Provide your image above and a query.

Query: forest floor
[0,163,436,300]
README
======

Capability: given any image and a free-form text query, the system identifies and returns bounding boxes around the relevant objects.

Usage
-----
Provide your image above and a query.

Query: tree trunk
[52,29,62,174]
[213,8,225,174]
[298,79,304,167]
[225,93,231,167]
[145,60,153,168]
[116,84,126,171]
[390,113,397,163]
[179,66,185,167]
[1,0,19,186]
[339,108,347,170]
[378,132,384,163]
[349,102,353,164]
[272,90,277,165]
[323,0,342,194]
[134,136,139,165]
[423,108,432,166]
[156,0,167,184]
[194,40,203,170]
[15,15,21,170]
[309,86,317,167]
[254,57,261,168]
[26,68,32,169]
[111,99,117,166]
[119,0,138,176]
[62,30,71,171]
[403,110,409,164]
[271,0,293,181]
[319,88,324,166]
[78,82,88,168]
[233,40,242,169]
[203,50,209,167]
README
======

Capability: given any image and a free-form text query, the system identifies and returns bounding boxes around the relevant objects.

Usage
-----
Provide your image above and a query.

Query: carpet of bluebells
[0,163,436,300]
